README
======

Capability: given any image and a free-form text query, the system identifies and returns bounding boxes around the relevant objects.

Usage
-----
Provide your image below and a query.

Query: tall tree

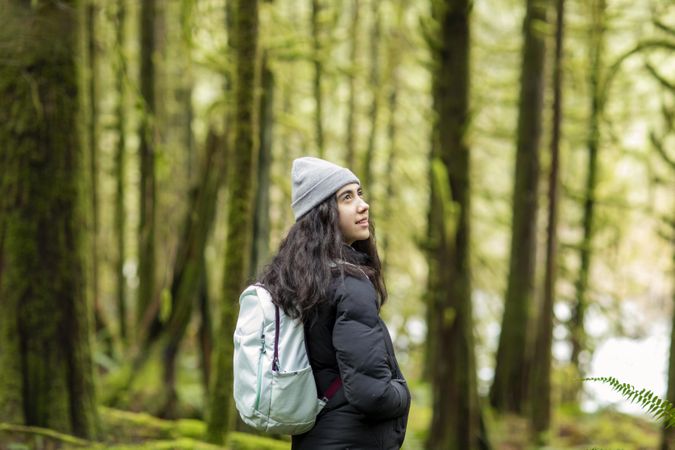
[86,0,103,338]
[426,0,487,448]
[251,52,274,277]
[0,0,99,438]
[344,0,359,169]
[362,0,381,190]
[381,0,404,271]
[490,0,550,415]
[206,0,260,443]
[114,0,128,343]
[659,149,675,450]
[160,129,227,418]
[569,0,606,382]
[137,0,158,332]
[530,0,565,438]
[311,0,324,157]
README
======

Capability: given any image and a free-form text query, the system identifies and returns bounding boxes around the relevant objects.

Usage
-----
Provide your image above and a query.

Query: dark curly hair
[257,195,386,323]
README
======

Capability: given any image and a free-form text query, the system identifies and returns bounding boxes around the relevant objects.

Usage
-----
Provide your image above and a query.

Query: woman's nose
[358,198,369,212]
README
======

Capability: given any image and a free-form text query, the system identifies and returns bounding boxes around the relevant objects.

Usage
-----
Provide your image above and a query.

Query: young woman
[258,157,411,450]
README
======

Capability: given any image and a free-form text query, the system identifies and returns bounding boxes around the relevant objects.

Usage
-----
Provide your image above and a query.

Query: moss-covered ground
[0,383,660,449]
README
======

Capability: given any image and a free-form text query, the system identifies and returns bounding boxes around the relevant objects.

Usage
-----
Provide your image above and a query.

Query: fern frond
[584,376,675,428]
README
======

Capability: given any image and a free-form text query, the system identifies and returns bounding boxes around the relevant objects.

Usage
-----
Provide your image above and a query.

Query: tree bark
[362,0,381,190]
[206,0,260,444]
[137,0,158,335]
[490,0,550,415]
[0,0,99,438]
[114,0,128,343]
[426,1,488,448]
[381,0,404,273]
[86,0,107,346]
[160,129,226,418]
[569,0,606,385]
[311,0,324,157]
[344,0,359,169]
[662,233,675,450]
[250,52,273,277]
[530,0,565,439]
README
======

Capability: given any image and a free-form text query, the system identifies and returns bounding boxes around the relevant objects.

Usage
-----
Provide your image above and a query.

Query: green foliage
[584,376,675,428]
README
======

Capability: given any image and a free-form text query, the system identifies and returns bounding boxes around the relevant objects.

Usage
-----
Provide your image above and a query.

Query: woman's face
[336,183,370,245]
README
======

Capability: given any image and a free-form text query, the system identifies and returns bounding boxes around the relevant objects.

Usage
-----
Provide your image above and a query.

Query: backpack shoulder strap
[252,285,275,323]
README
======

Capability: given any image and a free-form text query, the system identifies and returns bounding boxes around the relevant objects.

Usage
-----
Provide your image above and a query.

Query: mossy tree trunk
[206,0,260,444]
[344,0,359,169]
[661,239,675,450]
[426,1,487,448]
[137,0,158,336]
[311,0,324,157]
[86,0,107,346]
[663,235,675,450]
[114,0,128,344]
[362,0,381,190]
[490,0,550,415]
[381,0,403,272]
[251,52,274,277]
[0,0,99,439]
[569,0,606,388]
[159,129,227,418]
[529,0,565,439]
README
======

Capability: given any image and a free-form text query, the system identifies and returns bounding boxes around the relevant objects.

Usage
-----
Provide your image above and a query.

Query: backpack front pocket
[269,365,324,425]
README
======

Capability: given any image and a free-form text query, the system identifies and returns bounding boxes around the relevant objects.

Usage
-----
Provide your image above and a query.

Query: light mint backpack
[233,284,340,435]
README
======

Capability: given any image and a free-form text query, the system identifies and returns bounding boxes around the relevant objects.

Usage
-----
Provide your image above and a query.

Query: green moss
[0,422,93,448]
[98,408,289,450]
[102,438,222,450]
[174,419,207,440]
[227,432,290,450]
[100,407,174,442]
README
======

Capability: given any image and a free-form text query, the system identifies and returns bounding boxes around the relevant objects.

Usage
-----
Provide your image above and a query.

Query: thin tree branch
[600,39,675,107]
[650,131,675,171]
[645,63,675,91]
[654,19,675,38]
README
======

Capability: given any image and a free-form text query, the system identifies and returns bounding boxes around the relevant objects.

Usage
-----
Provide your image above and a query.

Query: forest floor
[0,402,659,450]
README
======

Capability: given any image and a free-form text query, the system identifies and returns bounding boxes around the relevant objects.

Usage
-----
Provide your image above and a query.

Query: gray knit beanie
[291,156,360,220]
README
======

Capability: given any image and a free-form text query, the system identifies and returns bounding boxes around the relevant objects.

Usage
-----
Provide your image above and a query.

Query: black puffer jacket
[291,275,411,450]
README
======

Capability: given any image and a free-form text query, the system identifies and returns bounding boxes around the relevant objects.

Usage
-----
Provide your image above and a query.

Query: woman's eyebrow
[338,189,356,199]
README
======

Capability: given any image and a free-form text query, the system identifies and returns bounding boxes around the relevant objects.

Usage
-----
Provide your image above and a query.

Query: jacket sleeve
[332,277,410,419]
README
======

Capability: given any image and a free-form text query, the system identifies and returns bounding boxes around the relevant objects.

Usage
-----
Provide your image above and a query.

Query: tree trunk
[206,0,260,444]
[86,0,106,346]
[198,260,213,392]
[530,0,565,439]
[569,0,606,387]
[250,52,274,277]
[661,219,675,450]
[344,0,359,169]
[381,0,403,273]
[0,1,99,438]
[311,0,324,157]
[137,0,158,335]
[362,0,381,190]
[115,0,128,344]
[490,0,550,415]
[160,129,227,418]
[426,1,487,448]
